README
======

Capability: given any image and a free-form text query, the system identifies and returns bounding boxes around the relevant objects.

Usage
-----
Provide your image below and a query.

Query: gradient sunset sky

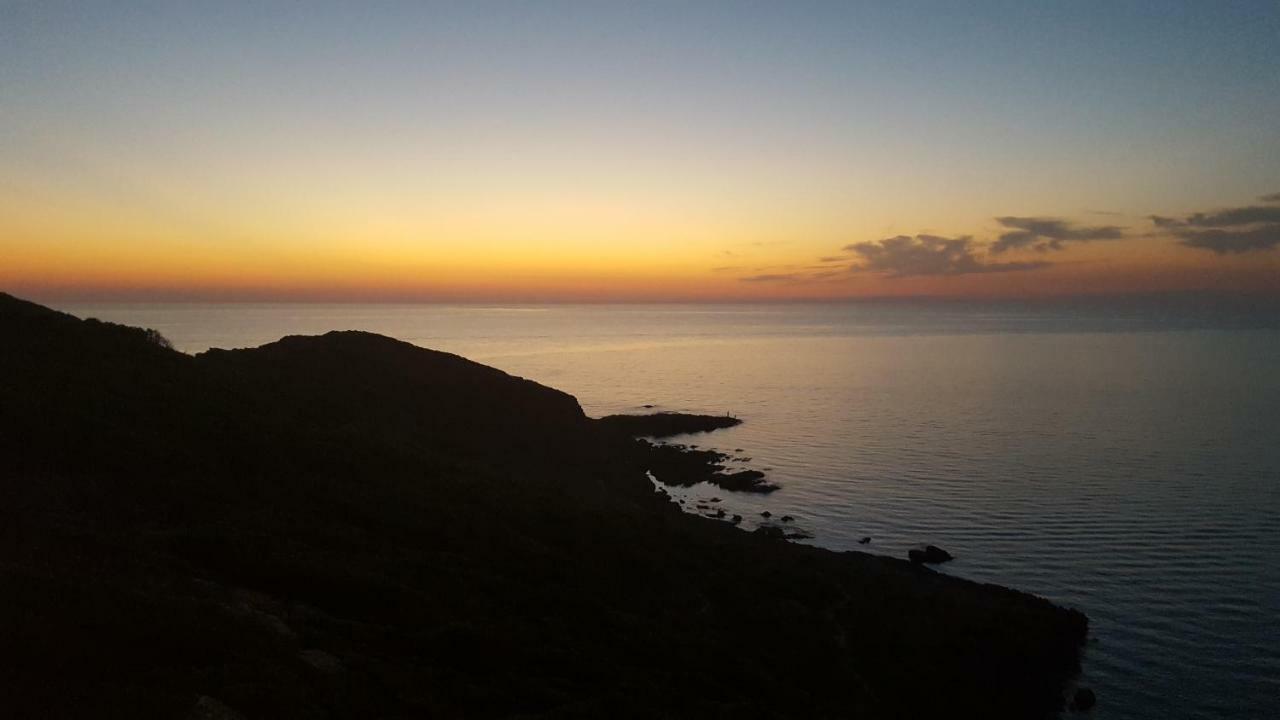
[3,2,1279,302]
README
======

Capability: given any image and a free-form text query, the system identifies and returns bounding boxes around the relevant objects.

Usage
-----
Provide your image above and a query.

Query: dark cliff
[0,292,1087,719]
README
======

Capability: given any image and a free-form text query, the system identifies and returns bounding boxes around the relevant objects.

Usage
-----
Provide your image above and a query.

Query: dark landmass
[597,412,741,438]
[631,441,781,494]
[0,292,1088,719]
[599,412,778,489]
[598,412,779,493]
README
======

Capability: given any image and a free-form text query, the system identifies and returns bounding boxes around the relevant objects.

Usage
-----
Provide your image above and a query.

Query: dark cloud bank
[740,217,1106,282]
[844,235,1051,277]
[738,192,1280,284]
[1151,193,1280,255]
[829,215,1114,279]
[990,217,1124,254]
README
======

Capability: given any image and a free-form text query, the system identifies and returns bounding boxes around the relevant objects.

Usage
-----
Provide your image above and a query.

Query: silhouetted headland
[0,291,1088,718]
[598,413,780,493]
[597,411,742,438]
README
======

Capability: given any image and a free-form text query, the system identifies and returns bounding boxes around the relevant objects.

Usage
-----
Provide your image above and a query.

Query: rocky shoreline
[597,412,783,494]
[0,292,1090,719]
[596,411,743,438]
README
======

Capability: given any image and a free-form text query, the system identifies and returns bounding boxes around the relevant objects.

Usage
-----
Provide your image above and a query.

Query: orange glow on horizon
[3,146,1278,303]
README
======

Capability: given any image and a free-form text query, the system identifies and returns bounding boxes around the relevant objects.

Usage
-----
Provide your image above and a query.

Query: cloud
[990,217,1124,253]
[844,235,1051,277]
[740,273,803,283]
[1176,226,1280,255]
[1185,206,1280,227]
[1153,193,1280,255]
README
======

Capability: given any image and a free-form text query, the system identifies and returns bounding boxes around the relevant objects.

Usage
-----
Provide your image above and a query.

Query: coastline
[0,292,1088,718]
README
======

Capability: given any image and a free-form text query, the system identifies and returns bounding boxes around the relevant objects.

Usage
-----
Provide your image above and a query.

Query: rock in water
[908,545,954,564]
[713,469,779,493]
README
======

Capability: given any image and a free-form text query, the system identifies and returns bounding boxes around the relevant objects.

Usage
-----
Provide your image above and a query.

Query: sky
[3,1,1279,302]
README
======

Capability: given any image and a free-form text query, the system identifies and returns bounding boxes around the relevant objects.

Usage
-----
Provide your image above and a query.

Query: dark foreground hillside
[0,292,1087,719]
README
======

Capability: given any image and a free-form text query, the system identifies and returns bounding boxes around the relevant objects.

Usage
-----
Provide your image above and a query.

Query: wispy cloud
[1153,192,1280,255]
[740,273,804,283]
[990,217,1124,254]
[845,235,1052,277]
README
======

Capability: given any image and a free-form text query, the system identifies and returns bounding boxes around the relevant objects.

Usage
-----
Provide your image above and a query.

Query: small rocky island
[0,292,1088,719]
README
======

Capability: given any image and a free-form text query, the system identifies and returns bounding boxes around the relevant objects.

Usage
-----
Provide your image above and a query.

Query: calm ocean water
[58,300,1280,719]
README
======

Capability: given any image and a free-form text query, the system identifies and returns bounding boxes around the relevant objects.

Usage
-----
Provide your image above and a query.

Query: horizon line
[16,288,1280,308]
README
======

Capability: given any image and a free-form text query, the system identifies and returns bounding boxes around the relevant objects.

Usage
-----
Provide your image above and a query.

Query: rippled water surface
[60,300,1280,719]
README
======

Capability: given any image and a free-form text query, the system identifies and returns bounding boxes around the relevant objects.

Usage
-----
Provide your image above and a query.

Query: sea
[56,298,1280,719]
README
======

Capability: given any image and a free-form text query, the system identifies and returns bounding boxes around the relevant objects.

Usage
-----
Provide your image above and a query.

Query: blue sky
[3,1,1278,299]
